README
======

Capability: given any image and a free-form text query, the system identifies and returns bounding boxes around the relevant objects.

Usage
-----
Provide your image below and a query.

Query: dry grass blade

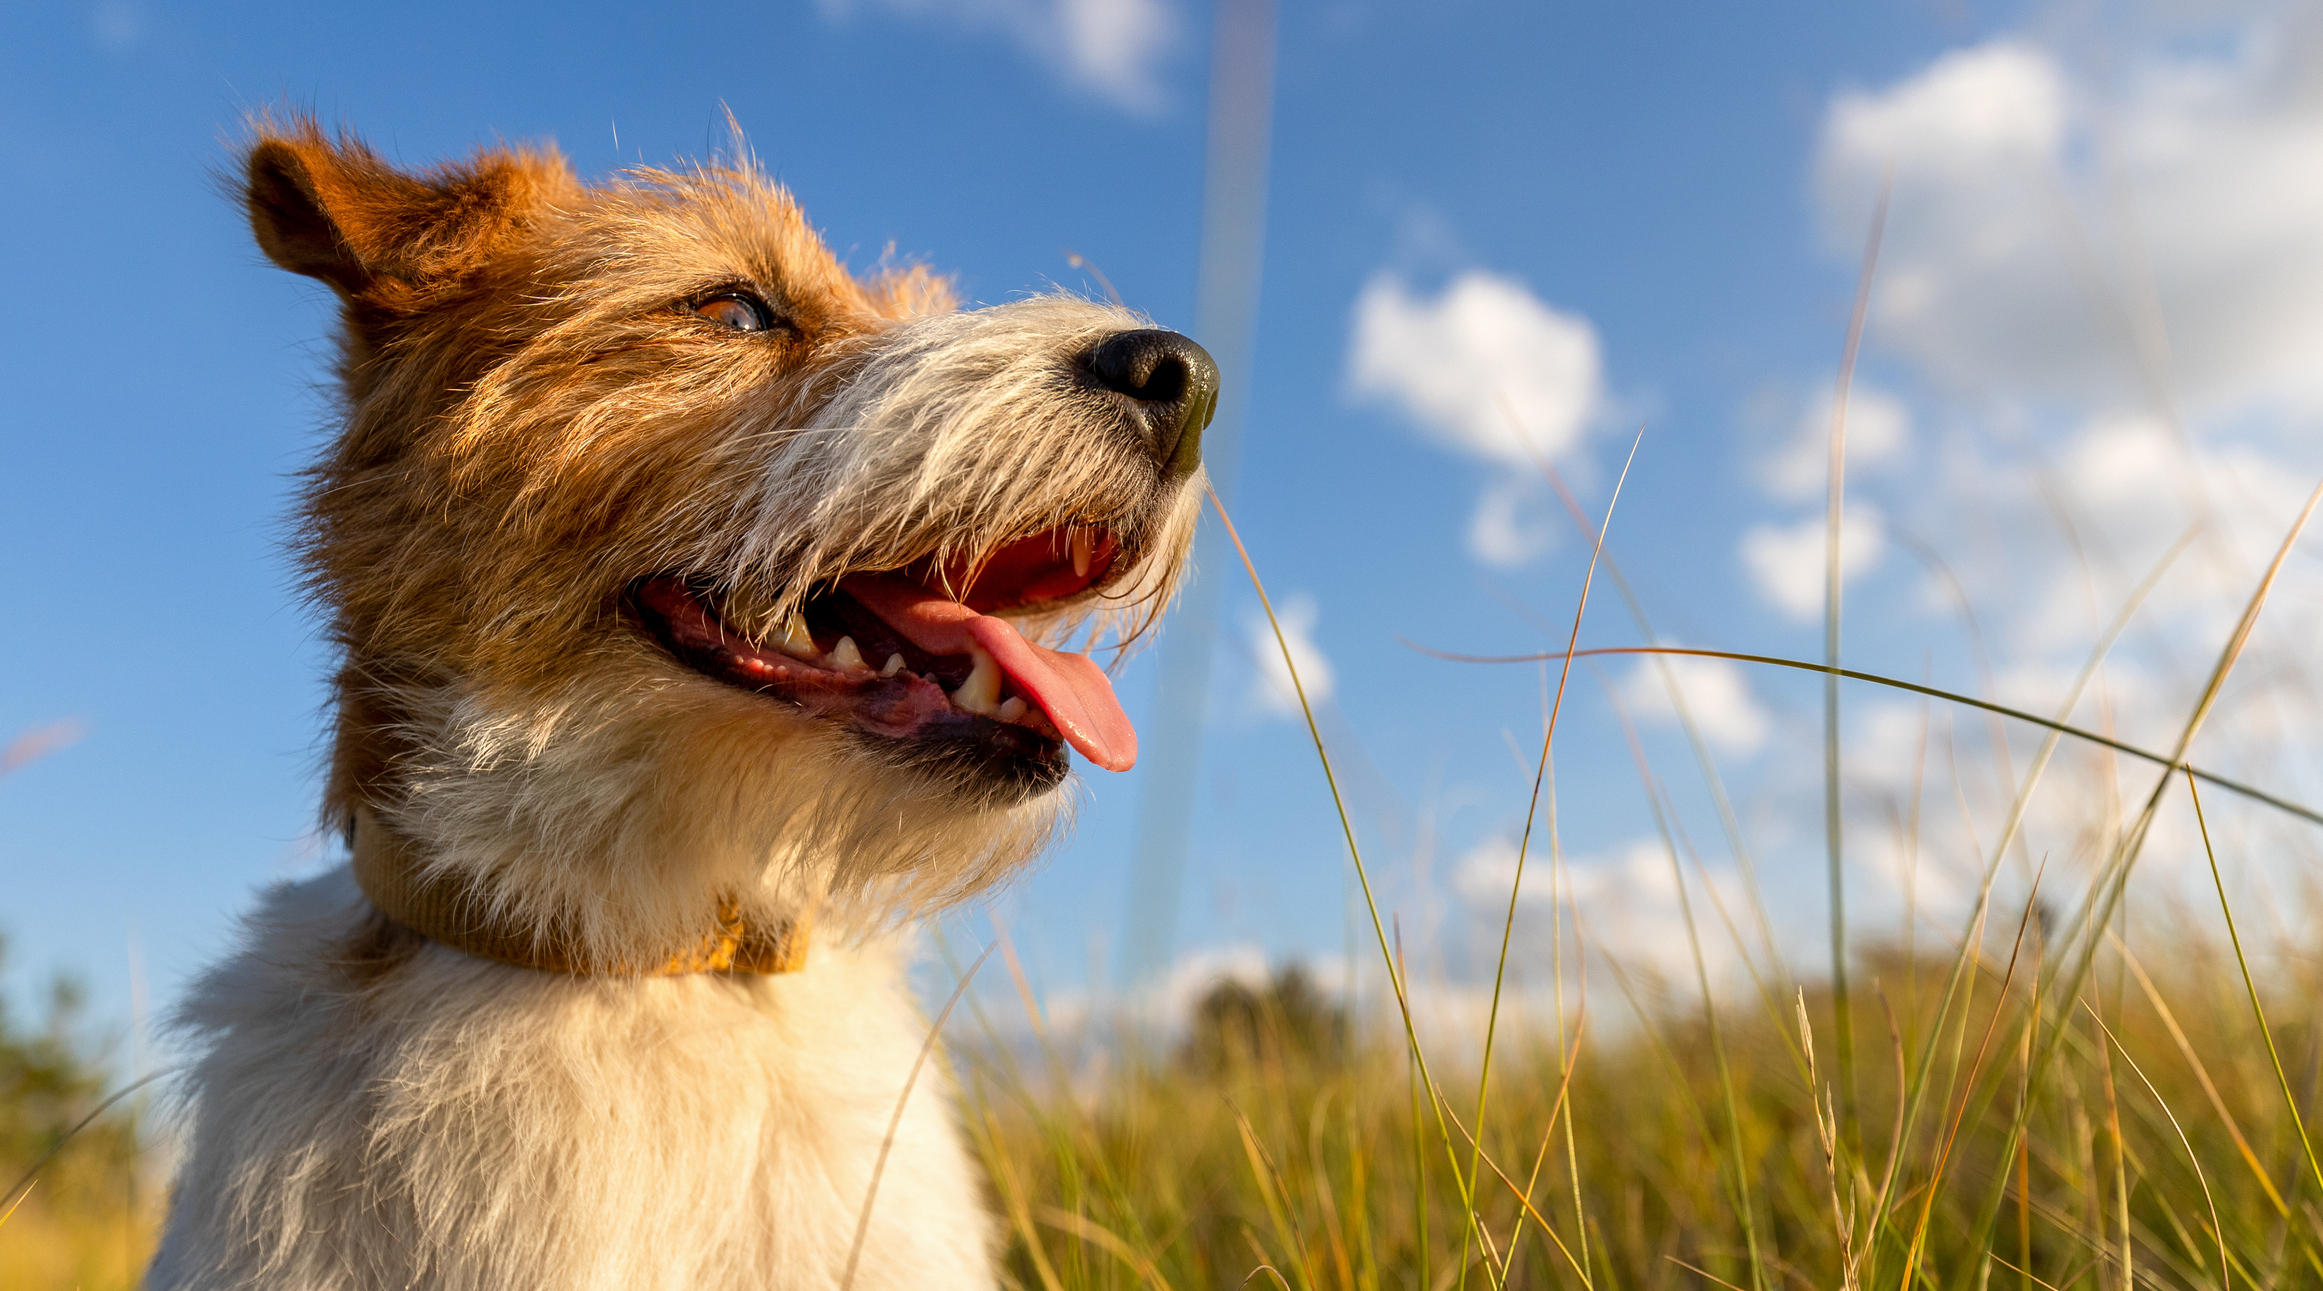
[839,940,998,1291]
[2079,999,2229,1290]
[1604,682,1764,1291]
[2184,768,2323,1200]
[1461,423,1646,1291]
[1233,1105,1315,1291]
[1401,643,2323,829]
[1434,1101,1592,1284]
[1509,994,1590,1282]
[2088,975,2132,1291]
[0,1069,168,1228]
[1900,864,2048,1291]
[1798,991,1858,1291]
[0,1178,36,1230]
[1523,447,1789,1001]
[977,1108,1067,1291]
[1303,1098,1356,1291]
[1824,165,1893,1140]
[2169,475,2323,773]
[1061,249,1126,309]
[2107,932,2289,1217]
[1667,1255,1754,1291]
[1206,485,1470,1194]
[1990,1252,2076,1291]
[1035,1205,1174,1291]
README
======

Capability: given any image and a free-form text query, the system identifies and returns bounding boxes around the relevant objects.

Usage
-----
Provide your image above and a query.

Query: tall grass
[951,478,2323,1291]
[969,936,2323,1291]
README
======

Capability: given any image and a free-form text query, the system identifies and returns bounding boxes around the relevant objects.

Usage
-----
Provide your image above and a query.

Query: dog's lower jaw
[147,871,999,1291]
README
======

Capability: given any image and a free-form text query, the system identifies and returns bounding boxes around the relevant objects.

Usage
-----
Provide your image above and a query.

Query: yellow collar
[348,807,806,976]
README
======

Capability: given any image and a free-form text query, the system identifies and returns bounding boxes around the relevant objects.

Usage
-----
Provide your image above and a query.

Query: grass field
[961,938,2323,1291]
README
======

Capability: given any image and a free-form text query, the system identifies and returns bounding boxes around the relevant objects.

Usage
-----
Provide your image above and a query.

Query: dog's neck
[347,806,808,976]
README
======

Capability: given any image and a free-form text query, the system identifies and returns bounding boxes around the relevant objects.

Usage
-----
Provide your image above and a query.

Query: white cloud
[1349,270,1604,467]
[1757,384,1914,503]
[1617,654,1772,756]
[1245,593,1335,717]
[818,0,1177,114]
[1817,27,2323,414]
[1466,475,1557,568]
[1454,835,1748,990]
[1739,508,1888,622]
[1827,43,2067,178]
[1348,269,1607,565]
[1704,17,2323,972]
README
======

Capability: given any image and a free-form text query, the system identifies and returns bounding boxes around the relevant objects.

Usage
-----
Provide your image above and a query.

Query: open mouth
[631,525,1138,788]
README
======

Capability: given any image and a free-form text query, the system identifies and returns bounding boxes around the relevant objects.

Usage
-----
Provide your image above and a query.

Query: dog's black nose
[1083,329,1218,480]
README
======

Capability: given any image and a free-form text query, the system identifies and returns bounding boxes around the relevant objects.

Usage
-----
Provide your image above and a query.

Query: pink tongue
[840,574,1137,772]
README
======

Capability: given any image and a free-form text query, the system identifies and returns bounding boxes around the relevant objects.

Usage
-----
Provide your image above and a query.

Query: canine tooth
[880,653,905,677]
[950,643,1002,716]
[1071,526,1094,579]
[996,696,1027,723]
[774,610,817,660]
[829,636,867,671]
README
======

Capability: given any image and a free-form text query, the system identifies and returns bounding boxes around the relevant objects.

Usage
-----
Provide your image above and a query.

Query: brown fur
[252,122,949,834]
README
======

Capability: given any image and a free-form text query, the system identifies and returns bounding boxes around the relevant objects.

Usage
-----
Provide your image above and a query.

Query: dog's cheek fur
[150,873,996,1291]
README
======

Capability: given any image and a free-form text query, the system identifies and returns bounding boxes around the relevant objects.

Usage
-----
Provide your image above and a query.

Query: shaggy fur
[148,118,1207,1289]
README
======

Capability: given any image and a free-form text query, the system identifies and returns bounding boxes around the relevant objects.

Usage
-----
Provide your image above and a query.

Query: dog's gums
[632,524,1139,775]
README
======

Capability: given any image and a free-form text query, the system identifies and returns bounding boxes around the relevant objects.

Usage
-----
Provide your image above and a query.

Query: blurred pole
[1117,0,1277,986]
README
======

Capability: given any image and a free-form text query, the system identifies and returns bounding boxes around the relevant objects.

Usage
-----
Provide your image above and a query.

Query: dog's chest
[148,872,996,1291]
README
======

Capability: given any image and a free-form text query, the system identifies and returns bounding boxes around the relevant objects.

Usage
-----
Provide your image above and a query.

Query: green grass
[965,939,2323,1291]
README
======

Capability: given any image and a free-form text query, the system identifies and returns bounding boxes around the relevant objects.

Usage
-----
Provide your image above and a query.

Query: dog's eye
[693,293,774,333]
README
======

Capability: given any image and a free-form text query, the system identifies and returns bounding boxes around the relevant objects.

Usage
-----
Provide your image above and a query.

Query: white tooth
[996,696,1027,724]
[950,642,1002,716]
[880,653,906,678]
[830,636,867,672]
[775,610,818,660]
[1071,527,1094,579]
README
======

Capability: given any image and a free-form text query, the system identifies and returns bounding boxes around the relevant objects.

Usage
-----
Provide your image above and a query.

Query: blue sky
[10,0,2323,1043]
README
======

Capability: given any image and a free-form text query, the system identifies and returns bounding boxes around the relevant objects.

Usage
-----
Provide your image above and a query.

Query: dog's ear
[244,119,570,298]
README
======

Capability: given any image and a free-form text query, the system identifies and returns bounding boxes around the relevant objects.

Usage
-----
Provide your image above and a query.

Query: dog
[145,118,1213,1290]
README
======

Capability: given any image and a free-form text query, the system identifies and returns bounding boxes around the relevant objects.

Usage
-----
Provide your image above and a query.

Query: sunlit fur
[147,118,1202,1289]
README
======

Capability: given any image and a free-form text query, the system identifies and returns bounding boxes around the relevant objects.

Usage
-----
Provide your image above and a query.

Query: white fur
[149,871,991,1291]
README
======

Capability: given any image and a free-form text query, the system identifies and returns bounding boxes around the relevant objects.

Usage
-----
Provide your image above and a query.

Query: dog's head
[248,120,1209,955]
